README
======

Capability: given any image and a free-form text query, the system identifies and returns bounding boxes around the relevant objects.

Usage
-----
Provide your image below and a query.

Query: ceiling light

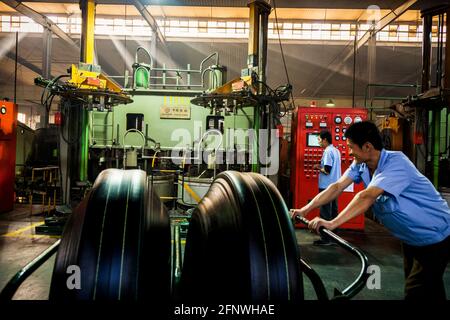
[326,99,335,107]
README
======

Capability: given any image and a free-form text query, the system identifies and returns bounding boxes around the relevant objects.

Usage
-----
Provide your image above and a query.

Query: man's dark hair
[319,130,332,144]
[344,121,383,150]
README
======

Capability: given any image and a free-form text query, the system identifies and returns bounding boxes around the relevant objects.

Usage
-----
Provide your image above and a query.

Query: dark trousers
[318,188,338,240]
[402,235,450,300]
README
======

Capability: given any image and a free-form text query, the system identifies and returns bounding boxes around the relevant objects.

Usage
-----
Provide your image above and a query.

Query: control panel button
[334,116,342,124]
[342,136,347,141]
[344,116,352,125]
[319,122,327,128]
[0,106,6,115]
[335,128,340,133]
[305,121,313,128]
[354,116,362,123]
[335,136,340,141]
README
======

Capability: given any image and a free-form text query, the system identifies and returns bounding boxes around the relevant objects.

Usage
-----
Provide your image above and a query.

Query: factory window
[17,113,26,124]
[293,23,302,35]
[216,20,226,33]
[389,25,398,38]
[199,20,208,33]
[408,25,417,38]
[0,13,444,44]
[126,113,144,132]
[350,24,357,37]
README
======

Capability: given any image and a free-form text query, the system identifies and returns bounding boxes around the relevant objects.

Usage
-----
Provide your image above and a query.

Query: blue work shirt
[319,144,341,189]
[344,149,450,246]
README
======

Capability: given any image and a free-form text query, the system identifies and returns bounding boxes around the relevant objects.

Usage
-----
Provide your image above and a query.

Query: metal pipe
[421,14,432,92]
[199,52,219,72]
[0,240,61,300]
[135,46,153,68]
[122,129,146,167]
[14,31,18,104]
[432,109,441,187]
[174,224,182,282]
[364,83,420,108]
[436,14,444,87]
[295,216,369,299]
[201,67,219,89]
[145,123,149,147]
[145,83,204,87]
[352,23,358,108]
[299,259,329,300]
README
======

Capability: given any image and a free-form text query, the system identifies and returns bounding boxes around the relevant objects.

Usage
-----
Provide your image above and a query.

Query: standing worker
[313,130,341,245]
[291,121,450,300]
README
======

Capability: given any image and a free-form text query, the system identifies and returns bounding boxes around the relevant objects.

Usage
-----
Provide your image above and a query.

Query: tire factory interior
[1,0,450,307]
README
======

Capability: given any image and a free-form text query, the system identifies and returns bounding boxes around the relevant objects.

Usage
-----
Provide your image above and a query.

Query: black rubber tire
[49,169,170,300]
[180,171,303,302]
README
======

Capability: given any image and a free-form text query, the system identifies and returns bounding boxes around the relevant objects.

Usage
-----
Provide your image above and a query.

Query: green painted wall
[90,93,254,151]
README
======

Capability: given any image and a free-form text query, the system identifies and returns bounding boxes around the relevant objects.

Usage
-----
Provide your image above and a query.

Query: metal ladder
[89,110,115,146]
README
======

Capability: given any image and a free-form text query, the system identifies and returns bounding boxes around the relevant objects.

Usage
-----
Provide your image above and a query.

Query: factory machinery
[1,0,371,302]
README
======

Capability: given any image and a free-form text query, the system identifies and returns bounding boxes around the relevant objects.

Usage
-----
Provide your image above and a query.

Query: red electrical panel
[0,100,18,213]
[291,107,368,230]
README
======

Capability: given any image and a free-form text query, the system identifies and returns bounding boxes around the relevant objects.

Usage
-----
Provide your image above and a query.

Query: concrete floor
[0,204,449,300]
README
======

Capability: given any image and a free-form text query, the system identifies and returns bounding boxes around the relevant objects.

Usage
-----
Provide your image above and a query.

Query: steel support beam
[42,27,52,127]
[133,0,167,46]
[2,0,79,50]
[413,13,432,175]
[367,32,376,102]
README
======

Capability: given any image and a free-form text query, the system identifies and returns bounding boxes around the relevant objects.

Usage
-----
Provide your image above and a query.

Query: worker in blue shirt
[291,121,450,300]
[313,130,341,245]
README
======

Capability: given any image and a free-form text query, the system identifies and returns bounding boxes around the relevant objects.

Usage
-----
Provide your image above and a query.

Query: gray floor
[298,220,450,300]
[0,204,449,300]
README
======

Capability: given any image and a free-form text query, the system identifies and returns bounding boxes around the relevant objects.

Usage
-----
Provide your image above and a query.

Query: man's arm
[308,186,384,232]
[290,175,354,218]
[313,164,331,174]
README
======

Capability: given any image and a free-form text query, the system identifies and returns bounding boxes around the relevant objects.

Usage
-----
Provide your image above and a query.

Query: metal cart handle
[0,239,61,300]
[295,215,370,299]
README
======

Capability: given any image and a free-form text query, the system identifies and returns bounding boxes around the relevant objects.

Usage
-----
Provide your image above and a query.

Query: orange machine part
[0,100,18,213]
[291,107,368,230]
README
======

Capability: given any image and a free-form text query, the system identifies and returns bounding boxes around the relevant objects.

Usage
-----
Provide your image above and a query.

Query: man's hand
[289,208,308,220]
[308,217,335,233]
[313,164,321,170]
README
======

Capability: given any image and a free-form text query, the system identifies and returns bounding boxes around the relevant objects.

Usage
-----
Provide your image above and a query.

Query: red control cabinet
[0,100,18,213]
[291,107,368,230]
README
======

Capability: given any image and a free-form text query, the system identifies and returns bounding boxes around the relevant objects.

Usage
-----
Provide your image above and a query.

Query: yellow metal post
[80,0,96,64]
[247,2,259,68]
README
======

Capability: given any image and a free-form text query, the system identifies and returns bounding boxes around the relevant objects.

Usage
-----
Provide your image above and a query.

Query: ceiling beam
[132,0,166,44]
[2,0,79,50]
[1,0,444,10]
[311,0,418,97]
